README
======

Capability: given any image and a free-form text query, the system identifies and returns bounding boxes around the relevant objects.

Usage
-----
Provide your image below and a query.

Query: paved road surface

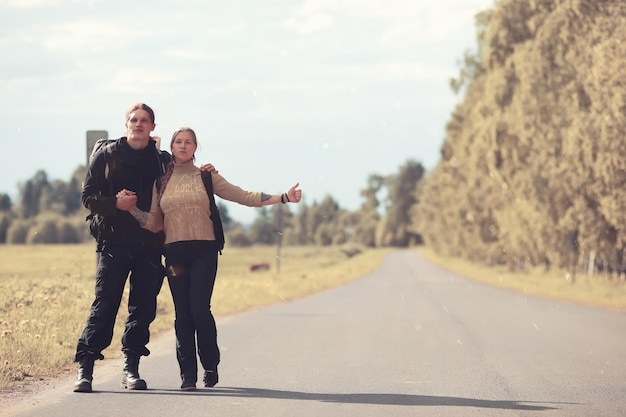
[4,250,626,416]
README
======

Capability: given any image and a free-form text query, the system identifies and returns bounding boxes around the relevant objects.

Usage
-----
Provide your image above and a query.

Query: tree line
[0,160,425,248]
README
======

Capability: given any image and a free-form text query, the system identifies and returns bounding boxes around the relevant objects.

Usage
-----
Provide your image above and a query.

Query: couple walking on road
[74,102,302,392]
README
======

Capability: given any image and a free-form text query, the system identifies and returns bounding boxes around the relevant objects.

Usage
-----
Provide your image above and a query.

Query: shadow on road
[105,387,568,411]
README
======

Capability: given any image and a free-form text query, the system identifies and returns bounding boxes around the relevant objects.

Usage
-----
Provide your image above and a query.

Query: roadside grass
[419,247,626,312]
[0,244,390,392]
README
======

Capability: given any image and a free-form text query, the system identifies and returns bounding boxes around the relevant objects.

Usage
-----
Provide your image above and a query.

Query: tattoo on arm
[261,193,272,202]
[131,208,149,227]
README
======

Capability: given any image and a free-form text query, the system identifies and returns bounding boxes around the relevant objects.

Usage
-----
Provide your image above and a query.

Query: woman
[117,127,302,391]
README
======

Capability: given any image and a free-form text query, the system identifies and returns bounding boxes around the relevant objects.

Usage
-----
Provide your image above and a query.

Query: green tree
[58,221,82,243]
[381,160,425,247]
[0,213,12,243]
[0,193,11,212]
[225,225,252,247]
[308,195,343,246]
[28,219,59,244]
[287,203,311,245]
[19,170,51,218]
[348,174,385,247]
[248,207,277,245]
[412,0,626,277]
[7,220,30,244]
[217,202,234,232]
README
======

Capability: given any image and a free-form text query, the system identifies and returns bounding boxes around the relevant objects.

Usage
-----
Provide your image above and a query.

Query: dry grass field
[419,248,626,312]
[0,244,390,392]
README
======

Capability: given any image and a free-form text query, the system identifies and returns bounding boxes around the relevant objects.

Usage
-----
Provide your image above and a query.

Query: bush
[6,220,30,244]
[340,244,363,258]
[28,219,58,244]
[226,228,252,247]
[0,213,13,244]
[58,221,81,243]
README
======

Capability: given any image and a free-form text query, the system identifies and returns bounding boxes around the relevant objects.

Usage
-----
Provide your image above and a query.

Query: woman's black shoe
[181,381,197,391]
[203,370,218,388]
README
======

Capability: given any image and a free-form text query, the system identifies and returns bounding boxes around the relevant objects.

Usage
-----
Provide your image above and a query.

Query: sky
[0,0,494,224]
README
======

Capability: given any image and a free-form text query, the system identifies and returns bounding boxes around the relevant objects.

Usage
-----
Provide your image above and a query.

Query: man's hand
[116,189,137,212]
[199,163,218,174]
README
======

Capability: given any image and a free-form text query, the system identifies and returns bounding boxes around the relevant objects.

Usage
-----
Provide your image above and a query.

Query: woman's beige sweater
[144,161,262,244]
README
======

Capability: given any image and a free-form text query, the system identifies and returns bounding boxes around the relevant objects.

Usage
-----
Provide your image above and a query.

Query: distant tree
[351,211,379,248]
[308,195,343,246]
[61,177,82,215]
[58,221,82,243]
[313,222,335,246]
[381,160,425,247]
[0,213,12,243]
[28,219,59,244]
[0,193,11,212]
[287,203,311,245]
[269,204,293,240]
[217,201,234,232]
[226,226,252,247]
[348,174,385,247]
[19,170,51,218]
[7,220,30,244]
[248,207,277,245]
[359,174,385,213]
[311,195,340,227]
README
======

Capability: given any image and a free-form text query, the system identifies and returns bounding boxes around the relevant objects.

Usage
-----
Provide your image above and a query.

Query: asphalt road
[5,250,626,416]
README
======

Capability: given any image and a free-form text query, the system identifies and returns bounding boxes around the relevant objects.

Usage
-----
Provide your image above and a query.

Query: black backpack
[200,171,225,253]
[86,138,168,240]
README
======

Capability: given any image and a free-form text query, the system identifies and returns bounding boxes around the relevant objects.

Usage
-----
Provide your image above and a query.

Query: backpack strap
[152,141,169,175]
[200,171,225,253]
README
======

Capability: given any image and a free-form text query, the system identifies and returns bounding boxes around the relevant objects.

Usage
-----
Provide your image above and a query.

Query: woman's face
[171,131,197,164]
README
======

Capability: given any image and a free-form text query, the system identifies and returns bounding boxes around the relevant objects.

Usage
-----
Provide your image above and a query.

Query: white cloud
[203,22,247,37]
[282,0,493,44]
[1,76,40,94]
[104,67,179,93]
[41,20,141,54]
[283,12,334,35]
[0,0,97,8]
[0,0,58,7]
[163,47,216,61]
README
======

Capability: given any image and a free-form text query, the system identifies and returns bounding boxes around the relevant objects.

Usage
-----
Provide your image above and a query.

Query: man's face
[125,109,155,142]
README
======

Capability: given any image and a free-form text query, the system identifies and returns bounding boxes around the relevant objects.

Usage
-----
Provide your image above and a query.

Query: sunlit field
[0,244,390,392]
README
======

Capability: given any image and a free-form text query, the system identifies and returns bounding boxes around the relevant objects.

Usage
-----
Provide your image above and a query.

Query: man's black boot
[73,359,94,393]
[121,355,147,390]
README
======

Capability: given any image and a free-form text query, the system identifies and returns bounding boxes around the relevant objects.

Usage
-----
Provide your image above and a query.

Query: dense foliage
[411,0,626,279]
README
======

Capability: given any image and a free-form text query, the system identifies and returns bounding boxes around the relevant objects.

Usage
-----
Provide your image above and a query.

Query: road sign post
[86,130,109,165]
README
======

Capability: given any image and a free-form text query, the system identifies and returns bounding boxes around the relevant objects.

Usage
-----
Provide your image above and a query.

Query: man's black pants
[75,244,164,362]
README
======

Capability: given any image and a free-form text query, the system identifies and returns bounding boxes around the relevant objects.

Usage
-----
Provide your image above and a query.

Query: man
[73,102,215,392]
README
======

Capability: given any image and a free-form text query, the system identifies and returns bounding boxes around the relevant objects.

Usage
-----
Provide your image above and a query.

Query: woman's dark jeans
[165,240,220,382]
